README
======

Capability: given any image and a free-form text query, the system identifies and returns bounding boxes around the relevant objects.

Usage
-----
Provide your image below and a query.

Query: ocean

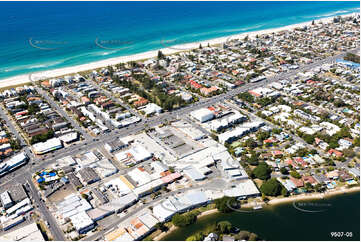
[0,1,359,80]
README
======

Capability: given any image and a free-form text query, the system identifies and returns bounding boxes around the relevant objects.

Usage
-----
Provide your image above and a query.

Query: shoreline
[266,185,360,207]
[153,209,219,241]
[154,186,359,241]
[0,12,358,89]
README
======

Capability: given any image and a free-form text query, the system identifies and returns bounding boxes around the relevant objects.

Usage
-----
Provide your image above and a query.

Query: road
[35,87,93,141]
[84,183,210,241]
[26,177,66,241]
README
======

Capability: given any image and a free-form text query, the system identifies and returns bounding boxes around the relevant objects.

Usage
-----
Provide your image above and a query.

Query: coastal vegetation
[171,210,200,227]
[214,196,237,213]
[185,220,260,241]
[260,178,283,196]
[252,162,272,180]
[290,170,302,179]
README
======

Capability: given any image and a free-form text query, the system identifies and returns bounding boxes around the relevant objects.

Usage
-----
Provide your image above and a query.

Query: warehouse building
[104,139,127,153]
[224,179,260,198]
[0,191,13,209]
[0,222,44,241]
[218,121,264,144]
[2,216,25,231]
[69,211,94,234]
[32,138,63,155]
[78,167,100,185]
[190,108,215,123]
[152,190,209,222]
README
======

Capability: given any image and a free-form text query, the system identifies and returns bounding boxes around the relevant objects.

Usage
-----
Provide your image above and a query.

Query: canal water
[162,192,360,241]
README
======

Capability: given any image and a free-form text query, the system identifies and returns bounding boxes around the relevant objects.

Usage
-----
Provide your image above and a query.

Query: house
[271,150,283,157]
[348,168,360,178]
[326,170,339,180]
[302,176,318,186]
[290,177,304,188]
[338,170,353,181]
[328,149,343,157]
[338,139,353,149]
[200,86,219,96]
[133,98,148,107]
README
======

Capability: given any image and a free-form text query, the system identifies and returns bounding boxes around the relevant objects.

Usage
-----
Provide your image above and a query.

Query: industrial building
[0,152,28,176]
[0,191,13,209]
[32,138,63,155]
[218,121,264,144]
[69,211,95,234]
[114,145,152,166]
[190,108,215,123]
[78,167,101,185]
[152,190,209,222]
[224,179,260,198]
[0,222,44,241]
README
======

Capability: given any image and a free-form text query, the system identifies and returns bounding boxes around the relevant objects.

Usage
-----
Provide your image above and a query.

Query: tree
[186,232,205,241]
[280,167,288,175]
[28,103,40,115]
[343,149,355,158]
[272,128,281,134]
[344,52,360,64]
[245,138,258,148]
[217,221,232,234]
[303,134,315,144]
[155,222,168,232]
[210,133,218,141]
[257,131,270,142]
[157,50,165,59]
[290,170,302,179]
[252,162,272,180]
[172,213,197,227]
[315,183,324,193]
[353,137,360,147]
[214,197,237,213]
[260,178,282,196]
[305,182,313,192]
[238,92,254,103]
[245,152,259,166]
[281,187,289,197]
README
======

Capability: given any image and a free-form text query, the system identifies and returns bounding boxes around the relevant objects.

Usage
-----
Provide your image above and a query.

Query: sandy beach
[0,13,357,89]
[266,185,360,206]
